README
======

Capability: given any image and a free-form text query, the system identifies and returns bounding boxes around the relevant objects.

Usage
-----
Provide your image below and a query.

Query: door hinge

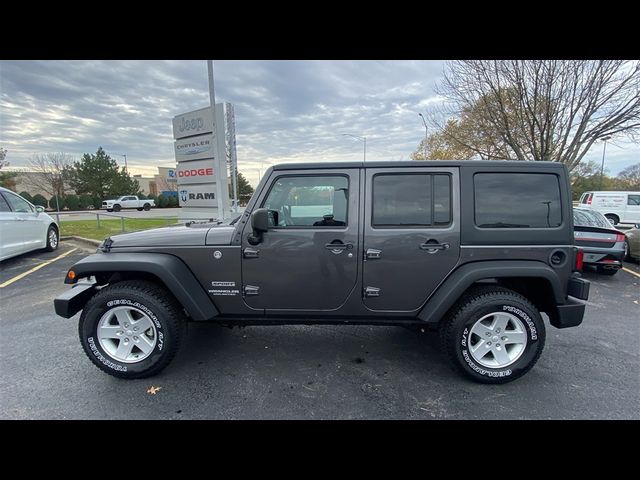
[244,285,260,296]
[364,286,381,298]
[243,247,260,258]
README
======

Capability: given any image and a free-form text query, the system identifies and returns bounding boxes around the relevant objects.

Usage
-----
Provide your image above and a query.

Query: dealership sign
[178,184,217,208]
[172,107,214,140]
[175,159,215,185]
[174,133,215,162]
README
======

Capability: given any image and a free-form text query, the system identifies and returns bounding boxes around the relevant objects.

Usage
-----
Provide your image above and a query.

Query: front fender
[63,252,219,321]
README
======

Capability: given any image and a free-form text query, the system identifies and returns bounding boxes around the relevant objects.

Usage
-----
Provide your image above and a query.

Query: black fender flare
[418,260,565,323]
[65,252,219,321]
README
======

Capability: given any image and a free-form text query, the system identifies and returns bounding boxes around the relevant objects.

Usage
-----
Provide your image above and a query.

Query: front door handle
[419,240,450,253]
[243,247,259,258]
[325,241,353,254]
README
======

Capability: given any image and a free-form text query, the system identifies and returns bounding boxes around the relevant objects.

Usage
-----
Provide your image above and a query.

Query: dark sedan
[573,207,626,275]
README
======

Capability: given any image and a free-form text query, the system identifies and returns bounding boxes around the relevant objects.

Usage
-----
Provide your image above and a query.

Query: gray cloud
[1,60,637,187]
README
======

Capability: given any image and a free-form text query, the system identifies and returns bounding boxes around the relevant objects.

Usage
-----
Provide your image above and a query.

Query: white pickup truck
[101,196,155,212]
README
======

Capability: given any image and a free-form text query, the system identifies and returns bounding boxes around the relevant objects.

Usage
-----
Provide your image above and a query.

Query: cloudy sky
[1,60,638,187]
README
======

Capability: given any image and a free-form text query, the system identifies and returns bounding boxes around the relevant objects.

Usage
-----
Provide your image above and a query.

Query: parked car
[55,161,590,384]
[578,191,640,226]
[624,223,640,262]
[101,196,155,212]
[573,207,625,275]
[0,187,59,261]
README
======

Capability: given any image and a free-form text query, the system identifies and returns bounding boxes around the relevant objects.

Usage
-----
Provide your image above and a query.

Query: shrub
[65,194,80,211]
[91,196,102,209]
[138,193,146,200]
[157,195,168,208]
[48,195,65,210]
[167,195,178,207]
[78,194,92,209]
[32,194,49,208]
[19,191,33,203]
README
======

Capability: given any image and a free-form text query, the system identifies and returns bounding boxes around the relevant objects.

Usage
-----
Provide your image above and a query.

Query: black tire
[143,203,151,211]
[44,224,59,252]
[605,214,619,226]
[106,209,113,212]
[597,266,619,276]
[78,280,185,379]
[439,286,546,384]
[137,207,143,211]
[113,204,121,212]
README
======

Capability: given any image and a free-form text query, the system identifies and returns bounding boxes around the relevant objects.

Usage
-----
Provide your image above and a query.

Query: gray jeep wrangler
[55,161,590,383]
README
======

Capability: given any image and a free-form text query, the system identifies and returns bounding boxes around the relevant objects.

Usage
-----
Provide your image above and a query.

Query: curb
[60,236,102,247]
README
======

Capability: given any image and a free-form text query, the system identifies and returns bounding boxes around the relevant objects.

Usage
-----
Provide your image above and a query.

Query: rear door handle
[419,241,450,252]
[325,241,353,254]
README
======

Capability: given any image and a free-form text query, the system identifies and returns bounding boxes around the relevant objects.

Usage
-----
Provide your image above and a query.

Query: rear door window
[628,195,640,206]
[474,173,562,228]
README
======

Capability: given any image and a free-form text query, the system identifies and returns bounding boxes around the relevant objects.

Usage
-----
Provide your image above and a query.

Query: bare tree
[434,60,640,170]
[26,152,74,197]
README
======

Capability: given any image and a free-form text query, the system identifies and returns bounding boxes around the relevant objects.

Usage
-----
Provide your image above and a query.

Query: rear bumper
[551,298,586,329]
[54,282,97,318]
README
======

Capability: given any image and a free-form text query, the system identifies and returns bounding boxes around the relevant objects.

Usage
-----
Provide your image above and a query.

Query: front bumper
[54,282,97,318]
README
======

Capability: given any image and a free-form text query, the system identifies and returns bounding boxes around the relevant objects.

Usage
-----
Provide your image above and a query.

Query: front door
[362,167,460,312]
[241,170,360,311]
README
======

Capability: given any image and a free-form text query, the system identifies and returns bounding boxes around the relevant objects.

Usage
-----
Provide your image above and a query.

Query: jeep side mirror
[248,208,269,245]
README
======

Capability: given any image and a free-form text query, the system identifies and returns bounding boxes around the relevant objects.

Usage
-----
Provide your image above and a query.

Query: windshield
[573,209,611,229]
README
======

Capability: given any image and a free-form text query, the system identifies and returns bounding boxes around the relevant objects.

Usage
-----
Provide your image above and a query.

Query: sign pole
[208,60,225,221]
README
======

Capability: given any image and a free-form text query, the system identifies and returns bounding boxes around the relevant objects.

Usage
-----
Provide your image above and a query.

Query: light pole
[600,136,611,190]
[342,134,366,162]
[418,113,428,159]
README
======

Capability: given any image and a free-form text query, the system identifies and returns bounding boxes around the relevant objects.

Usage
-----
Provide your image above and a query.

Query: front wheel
[113,204,121,212]
[440,286,545,384]
[78,280,185,379]
[45,224,59,252]
[137,207,143,211]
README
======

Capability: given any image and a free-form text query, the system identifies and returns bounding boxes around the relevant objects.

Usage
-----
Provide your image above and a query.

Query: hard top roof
[272,160,566,170]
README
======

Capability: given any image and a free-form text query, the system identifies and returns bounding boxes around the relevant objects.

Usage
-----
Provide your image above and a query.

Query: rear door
[362,167,460,312]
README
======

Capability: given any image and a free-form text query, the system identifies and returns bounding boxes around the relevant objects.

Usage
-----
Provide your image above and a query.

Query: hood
[108,223,236,248]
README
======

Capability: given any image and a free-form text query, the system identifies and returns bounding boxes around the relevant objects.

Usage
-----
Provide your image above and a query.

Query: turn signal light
[575,250,584,272]
[67,270,76,280]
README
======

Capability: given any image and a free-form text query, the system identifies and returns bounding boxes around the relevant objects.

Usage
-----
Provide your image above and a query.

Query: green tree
[65,147,140,199]
[19,191,33,203]
[236,172,254,204]
[32,194,49,208]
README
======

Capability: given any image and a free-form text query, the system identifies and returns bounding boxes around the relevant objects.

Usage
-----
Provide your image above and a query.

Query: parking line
[0,248,78,289]
[622,267,640,279]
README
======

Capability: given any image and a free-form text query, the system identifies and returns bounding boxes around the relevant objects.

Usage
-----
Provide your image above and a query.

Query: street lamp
[113,153,128,173]
[599,136,611,190]
[342,134,366,162]
[418,113,428,159]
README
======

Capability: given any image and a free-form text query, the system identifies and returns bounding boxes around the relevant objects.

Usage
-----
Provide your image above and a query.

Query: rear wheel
[78,280,185,379]
[143,203,151,211]
[624,239,632,261]
[440,286,545,384]
[605,214,619,226]
[44,224,59,252]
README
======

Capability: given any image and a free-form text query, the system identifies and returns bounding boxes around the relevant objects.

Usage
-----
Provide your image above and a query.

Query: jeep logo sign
[172,108,213,140]
[177,185,217,208]
[175,160,216,185]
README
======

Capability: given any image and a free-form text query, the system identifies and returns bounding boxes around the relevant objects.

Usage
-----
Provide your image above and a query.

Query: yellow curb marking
[0,248,78,288]
[622,267,640,279]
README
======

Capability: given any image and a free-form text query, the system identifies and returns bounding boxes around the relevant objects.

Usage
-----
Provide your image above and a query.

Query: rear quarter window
[474,173,562,228]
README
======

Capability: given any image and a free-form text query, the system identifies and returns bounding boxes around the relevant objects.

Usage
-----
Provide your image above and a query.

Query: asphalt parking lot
[1,242,638,420]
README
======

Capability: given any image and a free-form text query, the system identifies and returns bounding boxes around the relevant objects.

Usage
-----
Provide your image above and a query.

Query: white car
[578,191,640,226]
[0,187,59,261]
